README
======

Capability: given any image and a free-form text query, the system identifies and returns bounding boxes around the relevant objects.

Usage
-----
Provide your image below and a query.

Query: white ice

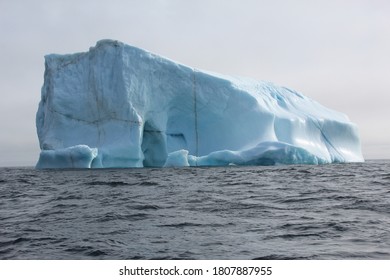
[36,40,363,168]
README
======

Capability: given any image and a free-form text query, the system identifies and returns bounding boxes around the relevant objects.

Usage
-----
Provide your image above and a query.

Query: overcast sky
[0,0,389,166]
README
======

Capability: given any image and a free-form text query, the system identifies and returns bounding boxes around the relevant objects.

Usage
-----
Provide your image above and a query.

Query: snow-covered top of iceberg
[36,39,363,168]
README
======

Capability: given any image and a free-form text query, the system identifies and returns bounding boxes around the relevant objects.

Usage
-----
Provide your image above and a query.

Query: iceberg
[36,39,363,168]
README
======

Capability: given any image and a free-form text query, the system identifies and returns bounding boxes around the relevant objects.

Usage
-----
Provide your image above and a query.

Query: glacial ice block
[36,145,98,169]
[36,39,364,168]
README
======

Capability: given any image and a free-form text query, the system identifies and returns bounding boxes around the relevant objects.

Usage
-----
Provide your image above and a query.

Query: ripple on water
[0,161,389,259]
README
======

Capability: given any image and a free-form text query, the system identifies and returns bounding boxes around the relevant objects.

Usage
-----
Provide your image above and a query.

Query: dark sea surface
[0,160,389,260]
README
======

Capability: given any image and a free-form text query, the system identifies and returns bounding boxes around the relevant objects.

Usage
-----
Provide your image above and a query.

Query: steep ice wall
[36,40,363,168]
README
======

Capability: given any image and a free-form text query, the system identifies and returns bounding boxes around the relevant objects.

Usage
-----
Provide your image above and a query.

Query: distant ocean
[1,160,389,259]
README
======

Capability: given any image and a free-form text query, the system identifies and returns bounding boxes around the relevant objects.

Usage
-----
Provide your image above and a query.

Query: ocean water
[0,160,389,260]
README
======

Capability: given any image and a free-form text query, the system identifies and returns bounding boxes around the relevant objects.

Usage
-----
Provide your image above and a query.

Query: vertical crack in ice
[193,69,199,164]
[69,149,75,168]
[89,56,102,146]
[310,118,344,161]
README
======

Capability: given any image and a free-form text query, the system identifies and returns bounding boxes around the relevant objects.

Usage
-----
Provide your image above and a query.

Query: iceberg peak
[36,40,363,168]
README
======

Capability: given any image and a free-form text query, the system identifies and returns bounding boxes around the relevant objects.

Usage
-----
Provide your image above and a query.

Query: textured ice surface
[36,145,98,169]
[36,40,363,168]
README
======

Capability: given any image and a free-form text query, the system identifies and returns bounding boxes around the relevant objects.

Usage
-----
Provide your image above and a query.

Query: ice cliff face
[36,40,363,168]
